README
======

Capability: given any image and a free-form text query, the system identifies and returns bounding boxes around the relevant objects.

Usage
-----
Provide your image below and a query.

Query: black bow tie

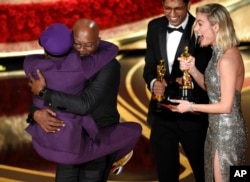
[167,26,184,33]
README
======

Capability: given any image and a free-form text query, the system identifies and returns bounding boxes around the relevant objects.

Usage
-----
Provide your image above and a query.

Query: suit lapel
[159,24,169,75]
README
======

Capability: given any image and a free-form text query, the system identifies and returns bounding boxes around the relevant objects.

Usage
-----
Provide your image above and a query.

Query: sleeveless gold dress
[204,46,247,181]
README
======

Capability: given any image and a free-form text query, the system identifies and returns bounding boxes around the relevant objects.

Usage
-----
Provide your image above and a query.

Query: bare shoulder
[218,47,244,80]
[220,47,243,66]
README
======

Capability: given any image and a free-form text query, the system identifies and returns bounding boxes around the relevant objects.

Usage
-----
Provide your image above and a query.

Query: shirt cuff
[150,78,157,92]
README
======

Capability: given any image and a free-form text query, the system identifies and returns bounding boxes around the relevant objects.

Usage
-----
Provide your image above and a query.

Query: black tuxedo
[143,14,212,181]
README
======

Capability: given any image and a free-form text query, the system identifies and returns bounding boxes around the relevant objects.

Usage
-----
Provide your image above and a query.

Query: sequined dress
[204,46,247,181]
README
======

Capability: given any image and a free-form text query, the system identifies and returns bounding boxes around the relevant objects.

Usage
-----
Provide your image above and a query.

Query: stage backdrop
[0,0,200,43]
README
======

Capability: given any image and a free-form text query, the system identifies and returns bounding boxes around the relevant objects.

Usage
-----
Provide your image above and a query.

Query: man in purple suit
[25,21,141,182]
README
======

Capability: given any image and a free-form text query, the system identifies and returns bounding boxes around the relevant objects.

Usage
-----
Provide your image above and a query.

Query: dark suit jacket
[143,14,212,123]
[34,59,121,128]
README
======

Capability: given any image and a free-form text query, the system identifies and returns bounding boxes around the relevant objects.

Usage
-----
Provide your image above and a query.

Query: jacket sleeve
[26,104,39,124]
[44,59,120,115]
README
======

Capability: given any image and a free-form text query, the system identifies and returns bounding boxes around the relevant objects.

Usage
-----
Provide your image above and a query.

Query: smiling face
[193,12,218,47]
[162,0,190,26]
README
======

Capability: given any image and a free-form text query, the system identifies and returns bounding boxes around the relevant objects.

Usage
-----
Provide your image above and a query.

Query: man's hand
[33,108,65,133]
[28,69,46,95]
[153,79,167,96]
[175,77,182,85]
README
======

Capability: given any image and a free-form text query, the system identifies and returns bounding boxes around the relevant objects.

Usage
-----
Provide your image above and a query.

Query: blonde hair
[196,3,239,51]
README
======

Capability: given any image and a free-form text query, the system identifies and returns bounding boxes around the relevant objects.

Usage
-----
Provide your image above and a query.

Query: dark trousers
[150,116,208,182]
[55,153,117,182]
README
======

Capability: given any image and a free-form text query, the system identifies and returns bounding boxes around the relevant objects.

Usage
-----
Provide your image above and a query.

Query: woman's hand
[167,99,191,113]
[178,56,196,74]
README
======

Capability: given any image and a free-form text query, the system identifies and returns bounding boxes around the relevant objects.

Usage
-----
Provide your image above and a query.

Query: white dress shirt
[166,13,189,73]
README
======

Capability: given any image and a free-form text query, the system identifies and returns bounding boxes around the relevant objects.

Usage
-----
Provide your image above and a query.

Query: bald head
[73,18,99,41]
[72,18,100,56]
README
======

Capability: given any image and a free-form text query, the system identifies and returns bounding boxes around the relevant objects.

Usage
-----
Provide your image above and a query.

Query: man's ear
[187,2,191,11]
[96,37,101,45]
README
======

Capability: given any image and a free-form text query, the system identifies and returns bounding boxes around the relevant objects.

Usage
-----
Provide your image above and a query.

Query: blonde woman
[169,3,247,182]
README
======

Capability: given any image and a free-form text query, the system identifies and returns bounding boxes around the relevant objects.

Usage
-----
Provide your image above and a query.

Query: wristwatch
[38,87,47,99]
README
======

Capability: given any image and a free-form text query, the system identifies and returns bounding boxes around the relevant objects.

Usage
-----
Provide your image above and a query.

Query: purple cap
[39,23,73,56]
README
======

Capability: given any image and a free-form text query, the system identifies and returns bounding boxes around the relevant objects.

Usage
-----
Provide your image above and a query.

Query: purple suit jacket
[23,41,118,164]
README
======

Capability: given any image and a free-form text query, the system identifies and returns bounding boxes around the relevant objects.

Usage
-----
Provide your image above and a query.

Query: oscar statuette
[179,46,193,101]
[152,60,166,112]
